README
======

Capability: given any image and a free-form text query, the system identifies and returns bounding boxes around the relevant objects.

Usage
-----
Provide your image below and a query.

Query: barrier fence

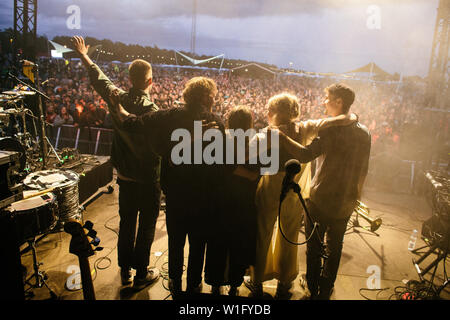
[48,124,113,156]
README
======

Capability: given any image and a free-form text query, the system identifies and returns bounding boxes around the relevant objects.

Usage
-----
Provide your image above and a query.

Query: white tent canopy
[231,62,277,74]
[49,40,74,54]
[174,51,225,70]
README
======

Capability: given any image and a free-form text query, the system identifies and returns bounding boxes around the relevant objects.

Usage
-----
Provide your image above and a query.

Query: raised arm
[71,36,123,101]
[71,36,94,68]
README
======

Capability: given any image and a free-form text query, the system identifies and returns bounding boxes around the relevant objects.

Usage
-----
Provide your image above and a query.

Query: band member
[108,77,225,298]
[203,105,261,296]
[71,36,161,290]
[245,92,357,299]
[276,84,371,300]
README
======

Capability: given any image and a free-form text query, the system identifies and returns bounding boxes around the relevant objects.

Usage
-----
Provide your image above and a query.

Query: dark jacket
[88,64,160,184]
[121,106,225,213]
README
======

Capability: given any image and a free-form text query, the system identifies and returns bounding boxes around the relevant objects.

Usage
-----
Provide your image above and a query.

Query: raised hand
[70,36,90,56]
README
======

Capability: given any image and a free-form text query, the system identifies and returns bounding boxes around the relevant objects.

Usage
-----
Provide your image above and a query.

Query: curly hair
[182,77,218,110]
[267,92,299,125]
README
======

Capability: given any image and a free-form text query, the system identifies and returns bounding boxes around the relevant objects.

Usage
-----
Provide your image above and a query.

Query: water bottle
[408,229,418,251]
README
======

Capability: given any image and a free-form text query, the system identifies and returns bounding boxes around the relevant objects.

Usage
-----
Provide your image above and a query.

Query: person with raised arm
[71,36,161,291]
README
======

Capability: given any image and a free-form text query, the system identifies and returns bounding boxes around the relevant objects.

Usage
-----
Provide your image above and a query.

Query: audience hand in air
[70,36,90,56]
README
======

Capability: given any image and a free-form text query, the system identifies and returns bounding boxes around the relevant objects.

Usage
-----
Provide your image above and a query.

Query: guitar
[64,220,102,300]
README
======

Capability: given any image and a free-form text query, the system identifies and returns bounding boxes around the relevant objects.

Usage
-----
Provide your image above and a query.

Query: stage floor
[20,173,449,301]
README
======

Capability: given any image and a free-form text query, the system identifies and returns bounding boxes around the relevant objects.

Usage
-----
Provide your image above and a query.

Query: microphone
[174,100,185,105]
[280,159,301,202]
[20,59,38,67]
[41,78,54,85]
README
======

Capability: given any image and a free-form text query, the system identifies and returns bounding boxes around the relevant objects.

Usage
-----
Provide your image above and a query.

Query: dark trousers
[165,193,206,289]
[205,238,249,288]
[117,178,161,273]
[304,200,350,298]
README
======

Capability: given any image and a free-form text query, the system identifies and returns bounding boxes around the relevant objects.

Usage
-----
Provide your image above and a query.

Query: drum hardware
[350,201,383,233]
[23,169,82,230]
[6,190,58,299]
[8,191,58,246]
[45,136,63,165]
[7,72,54,169]
[23,237,57,300]
[0,93,41,174]
[2,90,36,97]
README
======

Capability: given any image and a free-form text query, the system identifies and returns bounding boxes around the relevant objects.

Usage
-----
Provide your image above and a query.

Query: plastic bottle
[408,229,418,251]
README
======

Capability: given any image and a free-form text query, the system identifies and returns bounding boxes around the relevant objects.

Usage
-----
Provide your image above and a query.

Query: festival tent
[155,64,229,71]
[345,62,391,79]
[174,51,225,70]
[230,63,278,79]
[49,40,74,54]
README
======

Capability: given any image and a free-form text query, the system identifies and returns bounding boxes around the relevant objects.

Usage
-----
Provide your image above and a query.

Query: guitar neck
[78,257,96,300]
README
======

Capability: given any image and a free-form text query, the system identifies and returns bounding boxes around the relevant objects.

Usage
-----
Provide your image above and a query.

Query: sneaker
[132,267,160,291]
[274,281,292,300]
[120,268,133,285]
[244,278,263,298]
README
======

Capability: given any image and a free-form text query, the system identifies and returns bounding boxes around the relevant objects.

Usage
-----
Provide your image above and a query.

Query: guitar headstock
[64,220,103,258]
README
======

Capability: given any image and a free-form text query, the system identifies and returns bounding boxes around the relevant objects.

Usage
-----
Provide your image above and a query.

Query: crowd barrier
[48,124,113,156]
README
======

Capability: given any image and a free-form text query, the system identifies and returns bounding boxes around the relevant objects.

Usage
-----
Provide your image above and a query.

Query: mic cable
[278,159,320,246]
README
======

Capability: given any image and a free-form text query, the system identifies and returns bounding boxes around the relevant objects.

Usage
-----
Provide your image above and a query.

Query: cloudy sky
[0,0,439,76]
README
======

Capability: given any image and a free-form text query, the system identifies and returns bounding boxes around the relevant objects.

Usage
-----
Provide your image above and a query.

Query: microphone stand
[7,70,58,169]
[282,181,329,269]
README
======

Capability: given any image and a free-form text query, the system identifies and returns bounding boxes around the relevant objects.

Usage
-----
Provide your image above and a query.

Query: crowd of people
[1,35,447,301]
[30,57,446,160]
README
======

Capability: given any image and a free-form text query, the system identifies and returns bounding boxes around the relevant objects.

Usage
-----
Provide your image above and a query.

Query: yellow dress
[253,119,344,284]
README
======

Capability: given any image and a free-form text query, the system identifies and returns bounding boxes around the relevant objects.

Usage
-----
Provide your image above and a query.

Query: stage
[16,176,449,301]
